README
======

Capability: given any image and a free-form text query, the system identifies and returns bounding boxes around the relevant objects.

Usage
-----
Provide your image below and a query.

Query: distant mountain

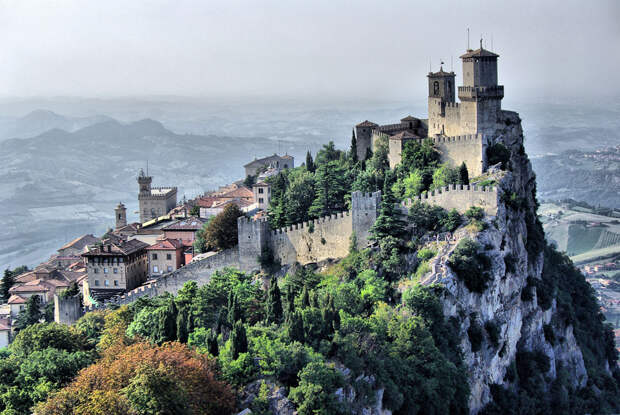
[0,109,114,140]
[531,145,620,208]
[0,118,314,268]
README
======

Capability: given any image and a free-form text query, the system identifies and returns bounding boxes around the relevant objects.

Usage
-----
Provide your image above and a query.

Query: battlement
[458,85,504,100]
[271,211,350,236]
[400,184,498,216]
[432,134,484,144]
[444,102,460,109]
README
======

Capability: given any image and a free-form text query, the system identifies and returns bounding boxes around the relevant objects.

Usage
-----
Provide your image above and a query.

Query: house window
[152,253,158,260]
[167,266,173,272]
[104,268,108,274]
[166,254,172,260]
[119,258,123,263]
[113,268,118,274]
[94,268,99,274]
[94,280,100,286]
[19,305,24,311]
[114,280,119,286]
[153,266,159,273]
[258,188,264,194]
[104,280,109,286]
[259,198,264,204]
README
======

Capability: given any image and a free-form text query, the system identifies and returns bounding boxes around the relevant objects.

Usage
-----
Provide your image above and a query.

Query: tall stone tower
[355,120,378,161]
[137,169,178,223]
[457,41,504,135]
[427,66,456,136]
[137,169,152,195]
[115,202,127,230]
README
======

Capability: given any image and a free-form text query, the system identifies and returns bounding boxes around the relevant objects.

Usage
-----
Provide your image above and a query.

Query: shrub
[417,248,436,261]
[447,239,492,293]
[486,143,510,169]
[465,206,484,220]
[289,361,345,415]
[440,208,462,232]
[468,319,484,352]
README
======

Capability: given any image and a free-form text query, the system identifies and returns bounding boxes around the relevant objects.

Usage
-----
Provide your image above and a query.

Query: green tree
[197,204,244,251]
[284,170,315,225]
[207,329,219,357]
[289,361,344,415]
[370,173,406,242]
[266,276,283,324]
[123,365,191,415]
[287,311,305,343]
[305,151,315,173]
[459,162,469,185]
[308,161,348,218]
[16,295,43,330]
[243,174,256,188]
[350,129,358,163]
[1,266,27,302]
[402,169,424,198]
[431,163,460,190]
[230,321,248,360]
[401,138,439,172]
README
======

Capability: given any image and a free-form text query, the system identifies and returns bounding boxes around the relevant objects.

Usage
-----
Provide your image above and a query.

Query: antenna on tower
[146,160,149,176]
[467,28,470,50]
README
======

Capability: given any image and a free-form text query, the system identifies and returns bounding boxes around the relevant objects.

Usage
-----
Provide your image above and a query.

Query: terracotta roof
[147,238,184,251]
[57,270,85,282]
[196,196,219,208]
[400,115,418,122]
[459,47,499,59]
[389,131,421,140]
[7,294,27,305]
[356,120,378,127]
[254,181,269,187]
[219,186,254,199]
[162,217,206,231]
[116,223,140,232]
[82,239,148,257]
[59,234,100,252]
[10,280,50,293]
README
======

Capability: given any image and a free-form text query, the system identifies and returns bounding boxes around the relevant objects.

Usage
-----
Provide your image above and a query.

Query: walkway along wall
[400,184,498,216]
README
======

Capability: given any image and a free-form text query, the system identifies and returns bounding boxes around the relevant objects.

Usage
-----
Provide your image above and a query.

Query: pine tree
[285,285,295,318]
[459,162,469,185]
[266,276,283,324]
[350,129,358,163]
[287,311,305,343]
[309,290,318,308]
[300,286,310,308]
[370,172,407,241]
[230,320,248,360]
[157,299,177,343]
[306,151,315,173]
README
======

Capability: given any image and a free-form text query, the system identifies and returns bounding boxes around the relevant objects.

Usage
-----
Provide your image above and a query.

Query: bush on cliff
[447,239,492,293]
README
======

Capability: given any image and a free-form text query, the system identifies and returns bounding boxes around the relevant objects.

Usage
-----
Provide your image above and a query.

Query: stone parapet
[400,184,498,216]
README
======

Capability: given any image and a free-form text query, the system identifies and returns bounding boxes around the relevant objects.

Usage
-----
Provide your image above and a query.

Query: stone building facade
[82,238,148,300]
[244,154,294,178]
[137,169,177,223]
[146,238,184,277]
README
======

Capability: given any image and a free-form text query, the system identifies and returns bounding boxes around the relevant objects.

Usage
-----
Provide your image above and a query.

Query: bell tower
[115,202,127,229]
[137,168,152,195]
[427,66,456,136]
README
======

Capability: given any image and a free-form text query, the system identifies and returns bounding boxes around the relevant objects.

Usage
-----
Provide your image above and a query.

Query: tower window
[433,81,439,96]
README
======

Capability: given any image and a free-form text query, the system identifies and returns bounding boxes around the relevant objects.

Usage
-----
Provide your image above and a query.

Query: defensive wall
[431,134,486,177]
[54,294,83,325]
[75,187,498,316]
[400,184,498,216]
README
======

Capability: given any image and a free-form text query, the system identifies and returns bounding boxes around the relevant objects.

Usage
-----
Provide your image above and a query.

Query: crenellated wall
[431,134,486,177]
[400,184,498,216]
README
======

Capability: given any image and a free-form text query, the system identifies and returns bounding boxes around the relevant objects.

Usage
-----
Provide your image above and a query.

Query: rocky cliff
[421,111,589,412]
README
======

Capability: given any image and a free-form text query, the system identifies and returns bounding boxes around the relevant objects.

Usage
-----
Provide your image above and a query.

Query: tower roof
[356,120,378,128]
[459,47,499,59]
[427,67,455,77]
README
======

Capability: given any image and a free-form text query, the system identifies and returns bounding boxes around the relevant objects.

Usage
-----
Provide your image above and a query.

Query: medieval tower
[114,202,127,229]
[137,169,178,223]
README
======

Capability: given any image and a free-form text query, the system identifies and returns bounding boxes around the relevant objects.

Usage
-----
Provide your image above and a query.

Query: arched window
[433,81,440,96]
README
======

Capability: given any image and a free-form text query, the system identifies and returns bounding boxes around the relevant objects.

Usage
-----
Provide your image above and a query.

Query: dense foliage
[193,204,243,253]
[447,239,492,293]
[1,266,28,302]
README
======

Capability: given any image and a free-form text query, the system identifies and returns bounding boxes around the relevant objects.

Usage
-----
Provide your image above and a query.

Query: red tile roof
[7,294,27,305]
[82,239,148,257]
[162,217,206,231]
[147,238,184,251]
[219,186,254,199]
[59,234,100,252]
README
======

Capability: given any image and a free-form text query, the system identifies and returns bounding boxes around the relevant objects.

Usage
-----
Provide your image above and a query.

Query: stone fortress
[137,168,177,223]
[83,42,510,309]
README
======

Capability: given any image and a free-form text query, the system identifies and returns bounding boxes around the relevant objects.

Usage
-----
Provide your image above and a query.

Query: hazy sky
[1,0,619,101]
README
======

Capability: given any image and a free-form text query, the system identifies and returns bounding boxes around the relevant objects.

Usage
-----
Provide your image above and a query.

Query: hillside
[0,119,313,268]
[531,146,620,208]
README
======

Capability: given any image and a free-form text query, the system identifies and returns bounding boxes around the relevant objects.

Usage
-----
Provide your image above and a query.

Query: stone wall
[54,294,83,325]
[271,212,353,265]
[400,184,498,216]
[432,134,486,177]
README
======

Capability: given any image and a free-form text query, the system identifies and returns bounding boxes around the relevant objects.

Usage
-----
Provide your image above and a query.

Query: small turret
[115,202,127,229]
[427,66,456,103]
[137,169,152,195]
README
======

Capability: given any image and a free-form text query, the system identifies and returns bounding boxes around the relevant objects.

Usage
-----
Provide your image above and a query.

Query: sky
[0,0,619,101]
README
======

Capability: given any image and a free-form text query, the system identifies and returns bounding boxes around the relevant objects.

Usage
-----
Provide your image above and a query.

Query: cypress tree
[300,285,310,308]
[207,329,219,356]
[158,299,177,343]
[288,311,305,343]
[227,292,241,326]
[365,147,373,161]
[285,285,295,317]
[370,171,407,241]
[306,151,315,173]
[176,307,188,343]
[350,129,358,163]
[16,295,42,330]
[266,276,283,324]
[230,321,248,360]
[459,162,469,185]
[1,269,16,302]
[310,290,318,308]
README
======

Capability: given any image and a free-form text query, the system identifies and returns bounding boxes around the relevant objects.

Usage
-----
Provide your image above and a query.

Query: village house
[82,238,149,302]
[146,238,185,277]
[0,319,10,348]
[243,153,294,177]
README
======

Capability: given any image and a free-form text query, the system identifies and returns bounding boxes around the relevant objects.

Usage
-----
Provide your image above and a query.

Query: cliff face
[421,111,587,412]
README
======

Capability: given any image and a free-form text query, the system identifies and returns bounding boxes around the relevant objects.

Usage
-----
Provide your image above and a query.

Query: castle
[355,40,505,177]
[137,169,177,223]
